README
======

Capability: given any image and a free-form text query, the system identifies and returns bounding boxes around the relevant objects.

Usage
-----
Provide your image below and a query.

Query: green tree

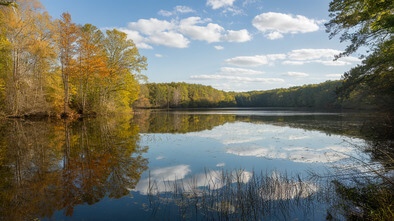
[326,0,394,109]
[101,29,147,114]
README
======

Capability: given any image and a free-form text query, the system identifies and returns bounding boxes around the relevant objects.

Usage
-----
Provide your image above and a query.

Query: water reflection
[186,121,362,163]
[0,117,148,220]
[0,109,384,220]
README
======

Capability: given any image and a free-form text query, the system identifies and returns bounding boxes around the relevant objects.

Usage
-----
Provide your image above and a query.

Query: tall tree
[56,12,78,117]
[326,0,393,109]
[101,29,147,113]
[75,24,107,114]
[0,0,56,116]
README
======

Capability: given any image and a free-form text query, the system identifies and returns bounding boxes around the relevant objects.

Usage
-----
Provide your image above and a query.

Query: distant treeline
[134,82,237,108]
[134,80,351,109]
[235,81,341,108]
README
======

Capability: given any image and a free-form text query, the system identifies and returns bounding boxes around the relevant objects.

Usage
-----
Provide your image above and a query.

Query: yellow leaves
[0,3,147,116]
[0,77,5,91]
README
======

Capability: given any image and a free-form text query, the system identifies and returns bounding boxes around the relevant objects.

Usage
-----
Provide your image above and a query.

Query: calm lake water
[0,109,376,220]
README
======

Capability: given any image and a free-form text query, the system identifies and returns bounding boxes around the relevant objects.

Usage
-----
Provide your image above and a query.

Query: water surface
[0,109,374,220]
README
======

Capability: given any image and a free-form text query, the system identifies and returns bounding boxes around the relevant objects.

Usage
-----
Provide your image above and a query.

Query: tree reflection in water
[0,116,148,220]
[0,110,391,220]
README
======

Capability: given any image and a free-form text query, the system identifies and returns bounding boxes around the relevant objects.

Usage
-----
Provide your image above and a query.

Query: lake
[0,109,380,220]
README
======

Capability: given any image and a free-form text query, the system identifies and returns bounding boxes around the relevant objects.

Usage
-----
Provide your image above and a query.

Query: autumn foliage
[0,0,147,117]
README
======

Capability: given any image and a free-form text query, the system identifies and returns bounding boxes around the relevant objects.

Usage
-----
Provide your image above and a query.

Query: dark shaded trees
[326,0,394,110]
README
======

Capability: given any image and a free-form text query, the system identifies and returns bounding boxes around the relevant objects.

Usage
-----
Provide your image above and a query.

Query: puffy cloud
[218,67,265,75]
[224,29,252,42]
[122,16,250,49]
[284,72,309,77]
[126,18,189,48]
[155,54,163,58]
[148,31,190,48]
[179,17,224,43]
[225,54,286,67]
[190,74,284,84]
[252,12,319,39]
[118,28,153,49]
[214,45,224,50]
[207,0,236,10]
[128,18,174,35]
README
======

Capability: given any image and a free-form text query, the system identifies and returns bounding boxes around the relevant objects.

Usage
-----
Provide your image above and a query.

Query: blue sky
[40,0,360,92]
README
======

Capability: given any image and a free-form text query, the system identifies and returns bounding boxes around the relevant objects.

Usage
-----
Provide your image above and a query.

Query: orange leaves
[76,25,108,81]
[57,12,78,68]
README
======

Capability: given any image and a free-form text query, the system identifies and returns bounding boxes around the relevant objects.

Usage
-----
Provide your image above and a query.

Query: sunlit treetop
[326,0,394,58]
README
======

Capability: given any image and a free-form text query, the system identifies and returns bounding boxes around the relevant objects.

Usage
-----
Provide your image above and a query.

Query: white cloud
[175,5,195,13]
[226,145,352,163]
[179,17,224,43]
[128,18,174,35]
[214,45,224,50]
[284,49,360,66]
[225,54,286,67]
[285,72,309,77]
[155,54,163,58]
[118,28,153,49]
[287,49,341,61]
[222,7,244,16]
[224,29,252,42]
[190,74,284,83]
[266,31,283,40]
[207,0,236,10]
[123,16,251,49]
[158,10,173,17]
[225,55,268,67]
[149,31,190,48]
[218,67,264,75]
[252,12,319,39]
[158,5,195,17]
[326,74,342,79]
[282,60,304,65]
[127,18,189,48]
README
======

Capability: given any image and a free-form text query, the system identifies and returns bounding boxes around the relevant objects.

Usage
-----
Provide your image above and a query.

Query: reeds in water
[146,169,322,220]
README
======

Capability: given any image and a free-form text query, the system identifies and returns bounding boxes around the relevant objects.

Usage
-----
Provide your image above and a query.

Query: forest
[134,80,377,109]
[1,0,392,117]
[0,0,147,118]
